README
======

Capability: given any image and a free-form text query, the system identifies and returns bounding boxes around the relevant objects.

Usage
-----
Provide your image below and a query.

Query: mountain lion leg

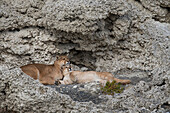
[59,78,74,85]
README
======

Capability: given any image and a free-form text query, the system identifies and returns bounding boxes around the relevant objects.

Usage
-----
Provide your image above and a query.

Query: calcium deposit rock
[0,0,170,112]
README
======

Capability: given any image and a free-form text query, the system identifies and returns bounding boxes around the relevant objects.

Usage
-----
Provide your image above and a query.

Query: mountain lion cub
[59,66,131,85]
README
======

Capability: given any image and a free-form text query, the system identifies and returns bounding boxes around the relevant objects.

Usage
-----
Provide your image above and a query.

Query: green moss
[100,81,124,95]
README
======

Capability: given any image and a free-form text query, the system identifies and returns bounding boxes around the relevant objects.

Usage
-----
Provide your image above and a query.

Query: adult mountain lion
[21,55,70,85]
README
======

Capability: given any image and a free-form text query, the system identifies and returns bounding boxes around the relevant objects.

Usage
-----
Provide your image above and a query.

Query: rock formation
[0,0,170,112]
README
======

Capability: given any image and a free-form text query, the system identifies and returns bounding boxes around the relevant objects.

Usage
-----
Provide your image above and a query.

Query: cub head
[61,65,72,76]
[54,55,70,67]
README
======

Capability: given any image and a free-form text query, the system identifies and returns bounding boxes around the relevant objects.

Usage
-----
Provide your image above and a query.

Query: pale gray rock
[137,0,170,22]
[0,0,170,112]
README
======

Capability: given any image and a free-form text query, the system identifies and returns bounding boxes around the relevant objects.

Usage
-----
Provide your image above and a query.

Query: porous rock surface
[0,0,170,112]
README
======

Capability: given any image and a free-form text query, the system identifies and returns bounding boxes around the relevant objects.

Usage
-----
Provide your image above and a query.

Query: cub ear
[56,55,60,60]
[61,66,64,69]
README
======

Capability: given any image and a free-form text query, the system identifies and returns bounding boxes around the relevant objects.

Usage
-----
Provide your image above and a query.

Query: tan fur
[21,55,69,85]
[60,66,131,85]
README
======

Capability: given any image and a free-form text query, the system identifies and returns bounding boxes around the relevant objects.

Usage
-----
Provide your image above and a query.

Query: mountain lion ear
[61,66,64,69]
[56,55,60,60]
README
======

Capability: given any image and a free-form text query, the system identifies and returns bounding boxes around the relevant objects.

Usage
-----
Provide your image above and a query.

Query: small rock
[73,85,78,89]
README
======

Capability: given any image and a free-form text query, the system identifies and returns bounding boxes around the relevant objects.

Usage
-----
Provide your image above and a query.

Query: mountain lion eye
[69,68,72,71]
[66,61,70,65]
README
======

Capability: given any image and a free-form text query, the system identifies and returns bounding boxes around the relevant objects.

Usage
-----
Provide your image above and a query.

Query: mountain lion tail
[113,78,131,84]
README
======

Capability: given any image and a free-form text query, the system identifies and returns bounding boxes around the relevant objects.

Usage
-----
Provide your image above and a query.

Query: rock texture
[0,0,170,112]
